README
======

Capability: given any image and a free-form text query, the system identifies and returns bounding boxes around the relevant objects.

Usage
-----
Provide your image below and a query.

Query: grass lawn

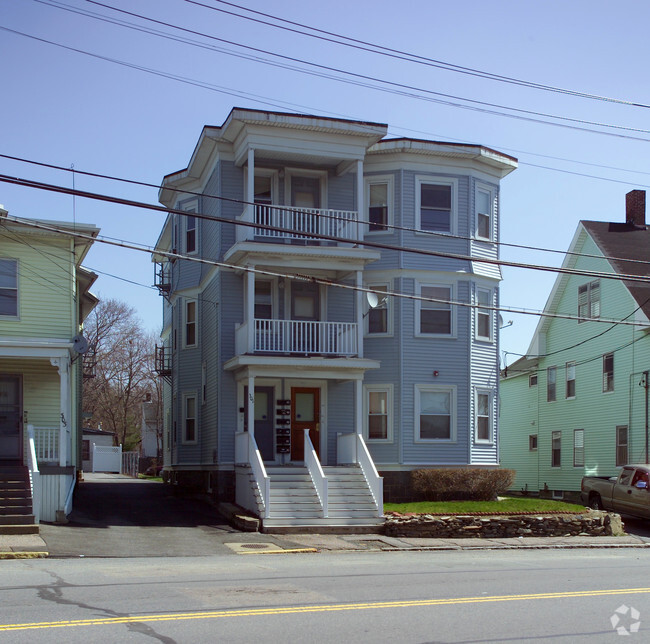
[384,496,587,515]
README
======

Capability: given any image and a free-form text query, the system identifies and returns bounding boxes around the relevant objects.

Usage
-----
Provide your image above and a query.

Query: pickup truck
[581,464,650,519]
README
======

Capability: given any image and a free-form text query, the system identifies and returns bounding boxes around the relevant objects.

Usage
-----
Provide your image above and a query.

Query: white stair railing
[304,429,328,517]
[336,432,383,516]
[247,433,271,519]
[26,425,41,524]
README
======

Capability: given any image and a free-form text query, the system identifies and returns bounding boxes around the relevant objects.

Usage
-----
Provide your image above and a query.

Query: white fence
[92,444,122,473]
[122,452,139,478]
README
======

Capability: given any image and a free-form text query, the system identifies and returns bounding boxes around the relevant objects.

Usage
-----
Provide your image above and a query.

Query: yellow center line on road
[2,587,650,632]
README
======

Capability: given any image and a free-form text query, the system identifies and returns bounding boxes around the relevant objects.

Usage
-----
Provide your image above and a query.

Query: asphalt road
[2,548,650,642]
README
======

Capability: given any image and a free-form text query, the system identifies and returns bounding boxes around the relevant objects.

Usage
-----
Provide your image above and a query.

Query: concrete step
[263,517,385,530]
[0,514,36,526]
[0,524,40,536]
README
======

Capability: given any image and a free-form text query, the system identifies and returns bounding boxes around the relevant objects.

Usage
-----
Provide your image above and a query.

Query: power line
[25,2,650,141]
[4,152,650,271]
[6,212,649,329]
[196,0,650,110]
[6,172,650,288]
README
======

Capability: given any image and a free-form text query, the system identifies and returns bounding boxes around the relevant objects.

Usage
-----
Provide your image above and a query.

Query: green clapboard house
[0,207,99,524]
[500,190,650,501]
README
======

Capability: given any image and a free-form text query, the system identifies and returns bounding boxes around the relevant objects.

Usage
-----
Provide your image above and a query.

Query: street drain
[240,543,273,550]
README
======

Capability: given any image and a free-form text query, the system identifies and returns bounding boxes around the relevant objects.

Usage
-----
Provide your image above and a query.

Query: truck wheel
[589,494,603,510]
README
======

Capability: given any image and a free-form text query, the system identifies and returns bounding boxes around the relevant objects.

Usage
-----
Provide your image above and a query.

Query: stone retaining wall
[385,511,623,538]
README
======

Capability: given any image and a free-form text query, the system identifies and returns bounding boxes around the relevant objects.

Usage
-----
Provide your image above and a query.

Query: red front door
[291,387,320,461]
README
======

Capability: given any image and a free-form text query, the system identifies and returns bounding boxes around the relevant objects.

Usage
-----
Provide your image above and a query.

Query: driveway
[38,473,257,558]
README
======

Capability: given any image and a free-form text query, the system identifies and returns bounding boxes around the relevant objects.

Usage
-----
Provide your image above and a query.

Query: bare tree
[83,298,156,449]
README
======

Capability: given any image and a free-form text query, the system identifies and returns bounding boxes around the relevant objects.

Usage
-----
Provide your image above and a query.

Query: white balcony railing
[239,204,360,242]
[236,319,358,356]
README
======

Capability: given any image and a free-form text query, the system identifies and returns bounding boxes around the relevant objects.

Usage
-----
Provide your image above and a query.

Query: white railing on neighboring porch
[238,204,359,242]
[236,319,358,356]
[32,426,59,463]
[26,425,41,524]
[235,432,271,519]
[337,432,383,514]
[304,429,328,517]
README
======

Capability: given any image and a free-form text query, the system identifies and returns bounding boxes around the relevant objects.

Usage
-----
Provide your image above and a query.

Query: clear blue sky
[2,0,649,363]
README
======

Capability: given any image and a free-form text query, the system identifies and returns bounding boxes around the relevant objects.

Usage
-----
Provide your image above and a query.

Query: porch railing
[33,426,59,463]
[304,429,328,517]
[235,432,271,519]
[236,319,358,356]
[241,204,359,242]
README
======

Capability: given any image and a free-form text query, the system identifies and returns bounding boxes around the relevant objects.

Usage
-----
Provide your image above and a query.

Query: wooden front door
[291,387,320,461]
[0,375,22,461]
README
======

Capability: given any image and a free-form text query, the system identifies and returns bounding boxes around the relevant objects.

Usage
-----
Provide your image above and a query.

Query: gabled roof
[582,221,650,320]
[526,217,650,357]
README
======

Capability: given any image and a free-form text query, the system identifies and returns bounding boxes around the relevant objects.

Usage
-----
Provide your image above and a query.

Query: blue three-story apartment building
[153,108,516,530]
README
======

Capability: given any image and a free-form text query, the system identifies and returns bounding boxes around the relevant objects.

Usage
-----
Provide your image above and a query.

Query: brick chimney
[626,190,646,226]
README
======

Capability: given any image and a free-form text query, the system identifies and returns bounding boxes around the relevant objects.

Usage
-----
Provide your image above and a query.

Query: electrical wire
[24,2,650,141]
[196,0,650,110]
[3,152,650,271]
[4,212,650,329]
[6,172,650,289]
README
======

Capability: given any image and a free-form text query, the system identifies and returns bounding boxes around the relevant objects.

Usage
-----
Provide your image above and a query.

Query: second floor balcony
[236,318,359,357]
[237,204,361,245]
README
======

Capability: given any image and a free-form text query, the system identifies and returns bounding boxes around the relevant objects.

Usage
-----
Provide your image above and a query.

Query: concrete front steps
[261,465,384,533]
[0,465,39,536]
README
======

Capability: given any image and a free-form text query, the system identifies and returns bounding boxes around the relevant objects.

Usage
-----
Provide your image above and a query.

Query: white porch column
[247,374,255,441]
[356,270,364,358]
[247,148,255,220]
[355,379,363,435]
[247,268,255,353]
[50,356,71,466]
[356,159,364,239]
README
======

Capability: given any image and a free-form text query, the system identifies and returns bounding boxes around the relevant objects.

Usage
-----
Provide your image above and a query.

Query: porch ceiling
[224,355,380,381]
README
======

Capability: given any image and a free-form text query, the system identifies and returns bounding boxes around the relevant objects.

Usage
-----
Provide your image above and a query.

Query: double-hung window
[183,202,199,255]
[416,385,456,441]
[475,390,492,442]
[566,362,576,399]
[0,259,18,317]
[366,177,391,232]
[578,280,600,322]
[551,430,561,467]
[183,394,197,443]
[419,284,452,335]
[603,353,614,392]
[364,385,392,442]
[416,178,455,233]
[476,187,493,240]
[547,366,557,402]
[573,429,584,467]
[366,284,389,335]
[476,288,492,341]
[254,281,273,319]
[185,300,197,347]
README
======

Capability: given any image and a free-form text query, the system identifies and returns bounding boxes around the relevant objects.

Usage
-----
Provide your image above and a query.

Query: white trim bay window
[366,284,390,335]
[415,385,456,442]
[364,385,393,442]
[416,177,457,234]
[475,185,495,241]
[183,394,197,444]
[366,176,392,232]
[475,288,492,341]
[0,259,18,317]
[418,284,453,336]
[475,390,493,443]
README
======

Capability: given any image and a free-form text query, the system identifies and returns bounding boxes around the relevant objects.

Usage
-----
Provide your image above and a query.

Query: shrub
[411,468,516,502]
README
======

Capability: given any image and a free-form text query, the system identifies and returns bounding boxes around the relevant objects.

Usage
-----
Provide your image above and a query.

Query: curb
[0,551,49,560]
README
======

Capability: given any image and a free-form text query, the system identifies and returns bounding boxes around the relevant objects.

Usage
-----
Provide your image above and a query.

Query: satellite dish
[72,334,89,354]
[366,292,379,309]
[498,314,504,328]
